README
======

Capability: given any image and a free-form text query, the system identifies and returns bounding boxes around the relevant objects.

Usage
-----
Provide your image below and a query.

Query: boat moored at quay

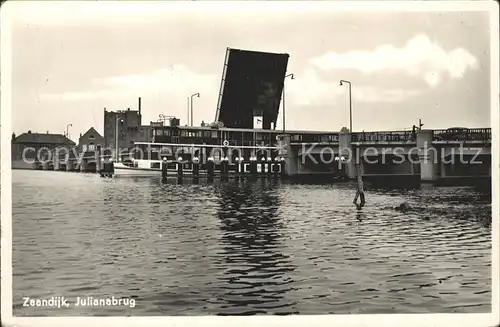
[109,123,347,178]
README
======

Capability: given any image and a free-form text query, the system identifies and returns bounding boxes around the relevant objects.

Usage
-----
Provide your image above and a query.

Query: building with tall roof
[78,127,104,153]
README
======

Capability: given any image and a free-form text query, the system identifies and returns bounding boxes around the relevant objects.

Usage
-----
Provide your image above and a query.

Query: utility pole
[419,119,424,130]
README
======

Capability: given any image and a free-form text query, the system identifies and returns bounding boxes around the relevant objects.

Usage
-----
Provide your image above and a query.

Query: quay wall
[12,160,35,170]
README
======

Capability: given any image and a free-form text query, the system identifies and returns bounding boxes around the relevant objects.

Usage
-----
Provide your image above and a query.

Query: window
[89,135,95,140]
[88,143,95,151]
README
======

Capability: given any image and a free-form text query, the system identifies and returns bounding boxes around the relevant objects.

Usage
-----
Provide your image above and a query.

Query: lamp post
[115,117,124,161]
[186,97,189,125]
[190,93,200,127]
[66,123,72,139]
[339,80,352,133]
[283,73,294,133]
[340,79,364,206]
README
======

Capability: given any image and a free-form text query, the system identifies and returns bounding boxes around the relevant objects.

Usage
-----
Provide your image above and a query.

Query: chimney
[28,130,32,134]
[138,97,141,115]
[47,131,49,134]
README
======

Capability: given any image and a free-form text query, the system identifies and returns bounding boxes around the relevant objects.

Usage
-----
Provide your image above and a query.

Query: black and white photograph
[1,1,498,327]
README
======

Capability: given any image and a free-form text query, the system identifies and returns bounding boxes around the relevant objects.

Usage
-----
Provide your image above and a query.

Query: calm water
[12,170,491,316]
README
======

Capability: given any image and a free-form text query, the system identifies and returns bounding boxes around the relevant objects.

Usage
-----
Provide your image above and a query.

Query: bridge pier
[339,132,357,179]
[440,159,447,178]
[66,160,76,172]
[42,160,54,170]
[56,160,67,171]
[53,159,61,171]
[80,160,87,172]
[417,130,439,182]
[278,134,297,176]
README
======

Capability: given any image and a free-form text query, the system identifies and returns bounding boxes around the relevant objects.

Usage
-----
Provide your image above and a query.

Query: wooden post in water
[260,157,266,176]
[109,159,115,175]
[192,156,200,177]
[273,157,280,176]
[235,157,241,174]
[161,157,168,182]
[352,145,366,206]
[234,157,240,181]
[221,156,229,181]
[240,157,245,175]
[207,157,215,180]
[96,145,102,174]
[177,156,183,179]
[221,156,229,175]
[250,156,257,176]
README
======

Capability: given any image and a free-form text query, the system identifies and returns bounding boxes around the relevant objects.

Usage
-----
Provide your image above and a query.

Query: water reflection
[12,171,491,316]
[355,207,365,222]
[214,179,297,315]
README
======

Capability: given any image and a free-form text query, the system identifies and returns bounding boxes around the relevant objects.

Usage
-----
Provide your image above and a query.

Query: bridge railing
[352,131,415,143]
[433,128,491,141]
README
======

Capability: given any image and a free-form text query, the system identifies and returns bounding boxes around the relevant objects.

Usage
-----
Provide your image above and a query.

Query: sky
[5,1,493,142]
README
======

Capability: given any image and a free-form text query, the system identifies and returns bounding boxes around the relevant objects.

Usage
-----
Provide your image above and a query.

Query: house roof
[13,132,76,145]
[80,127,103,140]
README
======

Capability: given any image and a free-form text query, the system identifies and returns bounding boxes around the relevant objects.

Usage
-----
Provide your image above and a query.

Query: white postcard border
[1,1,499,327]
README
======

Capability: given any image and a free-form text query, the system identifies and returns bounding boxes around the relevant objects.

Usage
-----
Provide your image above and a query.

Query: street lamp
[339,80,352,134]
[283,73,294,133]
[66,123,72,139]
[190,93,200,127]
[115,117,124,161]
[186,97,190,126]
[340,79,364,205]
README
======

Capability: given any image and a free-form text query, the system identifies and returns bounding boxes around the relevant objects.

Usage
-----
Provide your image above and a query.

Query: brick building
[11,131,76,161]
[78,127,104,152]
[104,107,142,153]
[11,131,75,169]
[103,97,155,159]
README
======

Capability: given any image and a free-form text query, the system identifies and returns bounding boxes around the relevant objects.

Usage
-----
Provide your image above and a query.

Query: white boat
[113,160,162,177]
[112,159,198,177]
